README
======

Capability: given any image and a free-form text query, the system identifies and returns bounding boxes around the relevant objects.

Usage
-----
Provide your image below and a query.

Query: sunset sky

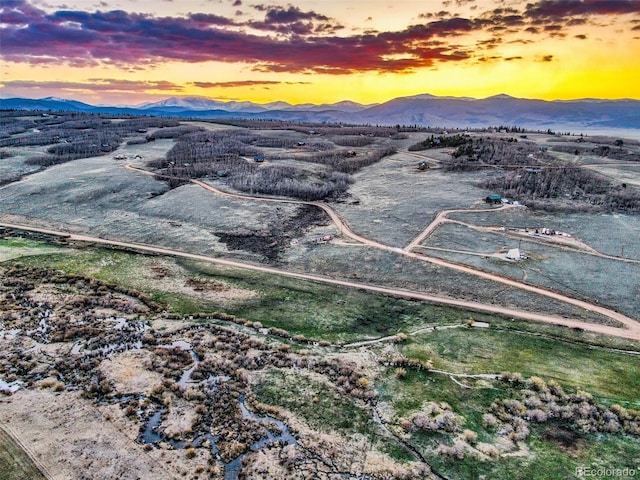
[1,0,639,105]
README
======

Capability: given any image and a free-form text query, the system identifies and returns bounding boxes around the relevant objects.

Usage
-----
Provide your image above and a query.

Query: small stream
[222,395,297,480]
[137,339,297,480]
[371,405,449,480]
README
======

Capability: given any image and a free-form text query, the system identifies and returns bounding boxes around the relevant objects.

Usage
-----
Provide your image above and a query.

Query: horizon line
[2,93,640,108]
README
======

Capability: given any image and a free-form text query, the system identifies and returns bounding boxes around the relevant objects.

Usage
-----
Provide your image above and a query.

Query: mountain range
[2,94,639,131]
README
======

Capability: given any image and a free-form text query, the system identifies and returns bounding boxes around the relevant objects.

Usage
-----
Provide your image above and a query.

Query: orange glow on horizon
[2,0,639,105]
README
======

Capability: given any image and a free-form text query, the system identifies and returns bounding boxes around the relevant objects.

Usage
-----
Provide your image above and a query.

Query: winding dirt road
[125,164,371,245]
[403,205,640,264]
[3,162,637,340]
[2,220,639,340]
[403,205,514,252]
[119,163,640,340]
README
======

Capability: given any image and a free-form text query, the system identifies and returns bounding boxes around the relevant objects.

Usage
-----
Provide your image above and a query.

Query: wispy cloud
[1,78,184,92]
[190,80,310,88]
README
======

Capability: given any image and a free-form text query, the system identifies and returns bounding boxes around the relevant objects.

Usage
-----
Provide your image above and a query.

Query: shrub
[527,376,548,392]
[478,444,499,459]
[356,377,371,389]
[482,413,498,428]
[500,372,523,385]
[436,439,466,460]
[462,429,478,445]
[393,332,407,343]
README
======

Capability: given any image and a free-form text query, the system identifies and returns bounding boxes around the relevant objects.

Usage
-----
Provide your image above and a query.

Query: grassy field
[8,242,635,348]
[422,222,640,319]
[332,155,495,246]
[378,369,640,480]
[286,243,611,323]
[0,427,46,480]
[447,208,640,260]
[0,237,66,262]
[0,145,49,185]
[398,327,640,404]
[587,164,640,187]
[3,238,640,479]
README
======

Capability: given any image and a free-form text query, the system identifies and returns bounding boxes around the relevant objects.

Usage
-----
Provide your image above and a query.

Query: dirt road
[399,150,442,167]
[404,202,640,265]
[121,164,640,339]
[125,164,371,245]
[403,205,514,252]
[2,221,639,340]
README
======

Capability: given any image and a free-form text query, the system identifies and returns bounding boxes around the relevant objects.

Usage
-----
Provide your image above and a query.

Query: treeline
[206,118,407,136]
[408,133,471,151]
[552,144,640,162]
[331,135,375,147]
[444,137,549,171]
[27,130,124,166]
[0,113,180,146]
[151,129,396,200]
[0,113,183,167]
[307,146,397,174]
[481,166,640,213]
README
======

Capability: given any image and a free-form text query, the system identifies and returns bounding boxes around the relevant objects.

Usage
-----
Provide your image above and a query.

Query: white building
[506,248,525,261]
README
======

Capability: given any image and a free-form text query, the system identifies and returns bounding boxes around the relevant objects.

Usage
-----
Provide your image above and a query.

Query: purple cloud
[525,0,640,19]
[1,1,475,73]
[1,0,636,76]
[1,78,183,92]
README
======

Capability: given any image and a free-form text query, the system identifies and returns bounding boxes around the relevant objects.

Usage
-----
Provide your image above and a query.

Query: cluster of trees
[228,166,354,201]
[153,128,395,200]
[408,133,471,151]
[145,125,202,140]
[444,137,549,171]
[307,146,396,174]
[0,112,182,167]
[331,135,375,147]
[489,125,530,133]
[163,130,262,167]
[489,374,640,437]
[552,143,640,162]
[481,166,640,212]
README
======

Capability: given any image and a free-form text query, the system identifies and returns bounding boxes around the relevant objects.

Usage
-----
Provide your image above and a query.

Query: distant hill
[2,94,639,131]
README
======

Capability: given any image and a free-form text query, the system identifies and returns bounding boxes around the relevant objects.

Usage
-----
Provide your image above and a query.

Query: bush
[462,429,478,445]
[356,377,371,389]
[482,413,498,428]
[410,402,463,433]
[527,376,548,392]
[436,439,466,459]
[395,367,407,379]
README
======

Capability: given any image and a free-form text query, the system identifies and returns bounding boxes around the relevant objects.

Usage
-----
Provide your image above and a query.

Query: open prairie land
[0,239,638,480]
[1,112,639,479]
